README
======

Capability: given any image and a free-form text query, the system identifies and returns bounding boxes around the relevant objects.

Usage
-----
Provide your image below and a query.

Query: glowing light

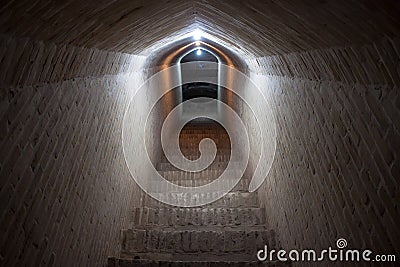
[195,41,201,46]
[196,49,202,56]
[192,29,203,40]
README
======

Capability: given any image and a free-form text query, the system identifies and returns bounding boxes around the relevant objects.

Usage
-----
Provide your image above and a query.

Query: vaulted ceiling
[1,0,399,57]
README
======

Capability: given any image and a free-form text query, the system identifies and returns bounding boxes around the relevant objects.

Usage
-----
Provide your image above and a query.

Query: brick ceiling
[1,0,399,57]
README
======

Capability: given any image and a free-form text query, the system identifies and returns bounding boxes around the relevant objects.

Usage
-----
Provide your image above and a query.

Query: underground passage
[0,1,399,266]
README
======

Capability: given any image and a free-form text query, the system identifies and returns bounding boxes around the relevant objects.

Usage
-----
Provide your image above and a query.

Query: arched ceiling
[1,0,399,58]
[181,49,217,63]
[144,37,248,74]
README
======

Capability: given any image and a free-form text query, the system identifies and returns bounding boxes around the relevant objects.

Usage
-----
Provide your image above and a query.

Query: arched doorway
[179,48,220,102]
[178,48,220,119]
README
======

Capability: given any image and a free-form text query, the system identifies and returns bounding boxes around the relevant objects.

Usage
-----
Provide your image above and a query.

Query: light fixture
[196,49,202,56]
[192,29,203,40]
[195,41,201,46]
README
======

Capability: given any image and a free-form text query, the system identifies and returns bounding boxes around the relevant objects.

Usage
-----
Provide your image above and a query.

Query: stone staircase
[108,121,289,266]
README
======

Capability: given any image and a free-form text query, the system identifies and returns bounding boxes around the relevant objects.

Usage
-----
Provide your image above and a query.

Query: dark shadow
[181,49,218,101]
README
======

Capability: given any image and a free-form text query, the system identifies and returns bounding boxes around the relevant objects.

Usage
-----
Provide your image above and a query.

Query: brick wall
[247,37,399,264]
[0,9,399,266]
[0,34,146,266]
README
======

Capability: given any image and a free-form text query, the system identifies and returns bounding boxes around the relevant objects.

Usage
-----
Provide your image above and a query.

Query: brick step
[180,126,227,130]
[180,128,226,131]
[157,162,229,170]
[175,148,230,152]
[178,134,229,139]
[179,130,228,134]
[121,229,276,255]
[157,161,237,171]
[177,141,230,146]
[157,160,230,170]
[129,225,269,232]
[178,135,228,139]
[158,169,225,180]
[141,192,259,208]
[178,138,228,141]
[176,142,230,147]
[146,179,249,193]
[108,257,291,266]
[178,138,230,142]
[157,169,250,181]
[179,132,228,135]
[130,207,266,228]
[180,126,223,130]
[158,154,231,161]
[159,153,232,163]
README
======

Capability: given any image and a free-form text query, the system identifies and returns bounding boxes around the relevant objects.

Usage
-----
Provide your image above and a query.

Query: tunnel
[0,1,399,266]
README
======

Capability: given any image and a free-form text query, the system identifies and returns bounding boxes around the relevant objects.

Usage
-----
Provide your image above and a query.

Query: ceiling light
[193,29,203,40]
[196,49,202,56]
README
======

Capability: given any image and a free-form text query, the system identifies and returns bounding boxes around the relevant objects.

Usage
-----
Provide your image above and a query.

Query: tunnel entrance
[180,49,219,102]
[182,82,217,101]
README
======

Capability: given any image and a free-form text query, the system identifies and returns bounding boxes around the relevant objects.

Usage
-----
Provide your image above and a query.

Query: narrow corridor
[0,1,399,266]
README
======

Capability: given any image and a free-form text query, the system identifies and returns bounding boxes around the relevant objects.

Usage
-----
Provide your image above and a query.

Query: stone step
[157,162,229,170]
[177,143,230,148]
[158,155,231,162]
[175,147,230,150]
[176,143,230,149]
[158,169,225,180]
[141,192,259,208]
[177,143,231,150]
[121,229,276,256]
[178,134,228,138]
[179,130,228,135]
[108,257,291,266]
[146,179,249,193]
[130,207,266,228]
[157,161,237,171]
[156,169,250,182]
[159,153,232,163]
[180,127,223,130]
[178,135,229,139]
